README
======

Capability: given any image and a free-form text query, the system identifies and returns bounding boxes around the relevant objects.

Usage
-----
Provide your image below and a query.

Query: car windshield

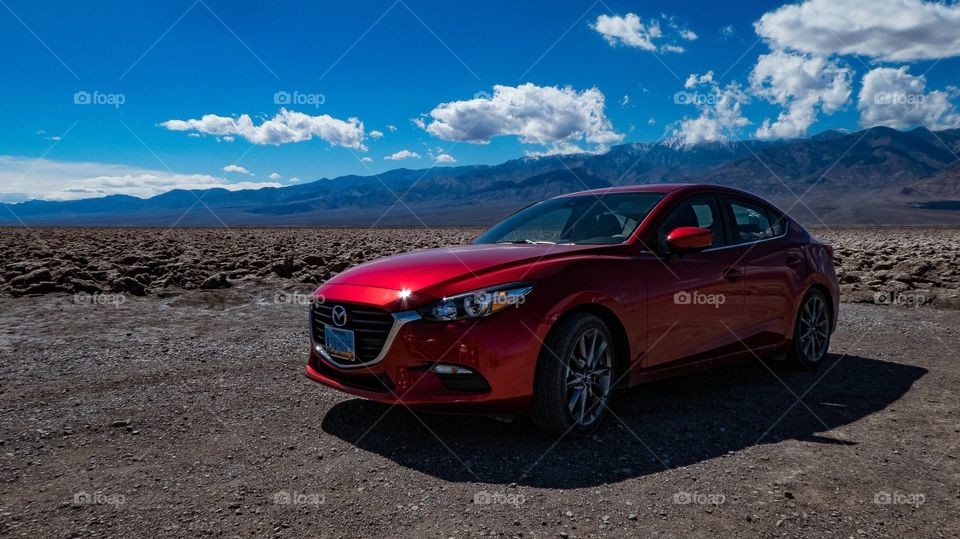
[474,192,666,245]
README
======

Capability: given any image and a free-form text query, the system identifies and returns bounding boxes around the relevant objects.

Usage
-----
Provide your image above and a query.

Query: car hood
[325,243,606,298]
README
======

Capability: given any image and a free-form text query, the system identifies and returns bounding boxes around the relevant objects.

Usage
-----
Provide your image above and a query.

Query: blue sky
[2,0,959,201]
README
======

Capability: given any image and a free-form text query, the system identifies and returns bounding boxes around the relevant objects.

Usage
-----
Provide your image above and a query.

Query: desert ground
[1,227,958,538]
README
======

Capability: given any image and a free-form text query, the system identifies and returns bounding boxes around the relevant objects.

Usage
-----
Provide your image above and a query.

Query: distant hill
[3,126,960,226]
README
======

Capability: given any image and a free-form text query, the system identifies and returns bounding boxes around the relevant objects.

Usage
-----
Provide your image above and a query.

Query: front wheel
[531,314,615,436]
[786,289,832,369]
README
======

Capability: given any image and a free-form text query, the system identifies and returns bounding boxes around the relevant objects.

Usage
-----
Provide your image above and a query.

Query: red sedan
[305,184,838,435]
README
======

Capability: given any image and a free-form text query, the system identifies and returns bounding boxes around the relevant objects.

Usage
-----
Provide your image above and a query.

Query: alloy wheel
[564,328,612,427]
[799,295,829,363]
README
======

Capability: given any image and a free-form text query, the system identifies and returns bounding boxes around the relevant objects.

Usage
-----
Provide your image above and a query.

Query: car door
[722,196,800,350]
[640,194,747,370]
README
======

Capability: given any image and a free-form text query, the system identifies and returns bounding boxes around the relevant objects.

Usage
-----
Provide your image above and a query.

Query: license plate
[324,326,356,361]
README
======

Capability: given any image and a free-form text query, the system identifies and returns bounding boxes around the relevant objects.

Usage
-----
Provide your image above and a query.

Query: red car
[305,184,838,435]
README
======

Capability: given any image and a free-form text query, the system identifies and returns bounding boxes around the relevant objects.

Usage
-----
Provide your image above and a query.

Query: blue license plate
[324,326,356,361]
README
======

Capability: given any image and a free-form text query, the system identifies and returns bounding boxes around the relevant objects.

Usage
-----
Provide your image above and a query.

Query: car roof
[556,183,753,198]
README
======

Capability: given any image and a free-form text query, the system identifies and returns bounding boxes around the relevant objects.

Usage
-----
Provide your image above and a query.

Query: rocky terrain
[0,227,958,537]
[1,227,958,308]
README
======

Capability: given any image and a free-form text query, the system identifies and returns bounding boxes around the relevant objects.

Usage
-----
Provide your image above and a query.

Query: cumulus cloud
[434,153,456,163]
[592,13,695,53]
[387,124,397,132]
[672,72,750,144]
[223,164,251,175]
[755,0,960,62]
[750,50,852,139]
[422,83,622,153]
[161,108,367,149]
[858,66,960,129]
[385,150,420,160]
[268,172,281,180]
[369,130,384,139]
[0,156,281,202]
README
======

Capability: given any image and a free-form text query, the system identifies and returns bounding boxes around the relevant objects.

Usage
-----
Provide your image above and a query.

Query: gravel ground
[1,228,959,538]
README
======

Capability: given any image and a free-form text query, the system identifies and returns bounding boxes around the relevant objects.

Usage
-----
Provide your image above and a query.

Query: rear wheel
[786,289,831,369]
[531,314,615,436]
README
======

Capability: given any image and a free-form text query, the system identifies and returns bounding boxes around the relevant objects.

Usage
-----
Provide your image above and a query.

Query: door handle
[722,267,742,281]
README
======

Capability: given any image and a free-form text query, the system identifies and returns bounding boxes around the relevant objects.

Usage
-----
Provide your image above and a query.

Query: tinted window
[730,199,776,242]
[768,209,786,236]
[474,193,666,245]
[657,195,725,250]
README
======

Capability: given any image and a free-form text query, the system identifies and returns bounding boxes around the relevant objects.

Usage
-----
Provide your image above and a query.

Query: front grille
[311,302,395,365]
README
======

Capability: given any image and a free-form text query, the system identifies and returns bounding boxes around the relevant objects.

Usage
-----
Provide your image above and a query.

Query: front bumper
[305,301,546,414]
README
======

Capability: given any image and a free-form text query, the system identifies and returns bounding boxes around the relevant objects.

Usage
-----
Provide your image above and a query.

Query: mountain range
[3,126,960,227]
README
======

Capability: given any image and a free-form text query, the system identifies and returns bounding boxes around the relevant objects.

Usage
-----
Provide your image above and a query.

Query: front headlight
[419,283,534,322]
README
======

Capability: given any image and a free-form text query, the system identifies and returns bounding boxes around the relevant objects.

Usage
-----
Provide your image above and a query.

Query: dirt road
[1,279,958,538]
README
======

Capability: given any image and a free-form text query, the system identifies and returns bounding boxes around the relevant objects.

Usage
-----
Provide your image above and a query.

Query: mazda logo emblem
[331,305,348,327]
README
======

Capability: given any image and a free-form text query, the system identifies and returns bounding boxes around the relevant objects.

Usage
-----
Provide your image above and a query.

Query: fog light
[430,363,474,375]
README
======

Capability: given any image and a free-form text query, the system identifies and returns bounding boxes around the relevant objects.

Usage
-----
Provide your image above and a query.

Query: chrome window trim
[309,307,421,370]
[701,220,789,252]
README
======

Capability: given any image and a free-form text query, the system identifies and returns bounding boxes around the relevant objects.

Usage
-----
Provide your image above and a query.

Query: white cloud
[161,108,367,149]
[288,177,301,183]
[434,153,456,163]
[387,124,397,132]
[223,164,251,175]
[592,13,695,53]
[360,157,373,163]
[858,66,960,129]
[750,50,852,139]
[370,130,384,139]
[423,83,622,153]
[620,95,630,107]
[755,0,960,62]
[0,156,281,202]
[672,73,750,144]
[268,172,281,180]
[385,150,420,160]
[720,25,735,39]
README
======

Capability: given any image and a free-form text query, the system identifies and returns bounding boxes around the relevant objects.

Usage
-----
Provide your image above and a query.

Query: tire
[531,313,616,437]
[786,289,832,369]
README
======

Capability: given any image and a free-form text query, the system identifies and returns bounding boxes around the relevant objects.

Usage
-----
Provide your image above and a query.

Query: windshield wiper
[496,239,556,244]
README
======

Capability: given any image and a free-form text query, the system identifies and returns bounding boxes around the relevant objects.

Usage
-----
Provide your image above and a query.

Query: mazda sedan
[305,184,838,435]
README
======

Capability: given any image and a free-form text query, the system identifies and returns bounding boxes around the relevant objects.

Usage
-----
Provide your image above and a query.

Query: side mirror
[666,226,713,253]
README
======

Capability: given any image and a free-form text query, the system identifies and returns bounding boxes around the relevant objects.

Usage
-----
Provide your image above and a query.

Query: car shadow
[320,355,926,488]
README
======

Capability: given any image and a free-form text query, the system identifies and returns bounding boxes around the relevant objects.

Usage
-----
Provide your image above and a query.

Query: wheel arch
[552,303,632,389]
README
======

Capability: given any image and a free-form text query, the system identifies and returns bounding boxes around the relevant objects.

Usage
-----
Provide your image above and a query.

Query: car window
[657,195,725,250]
[474,192,665,245]
[768,209,786,236]
[730,199,776,242]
